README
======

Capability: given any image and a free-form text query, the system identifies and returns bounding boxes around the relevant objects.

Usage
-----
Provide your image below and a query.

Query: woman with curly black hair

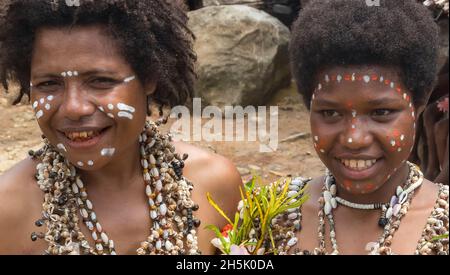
[0,0,242,255]
[238,0,448,255]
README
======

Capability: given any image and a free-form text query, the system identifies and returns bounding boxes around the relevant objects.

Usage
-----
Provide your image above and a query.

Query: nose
[59,82,96,121]
[339,117,373,150]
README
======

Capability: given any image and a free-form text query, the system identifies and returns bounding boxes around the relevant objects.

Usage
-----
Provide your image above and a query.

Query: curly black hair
[290,0,440,109]
[0,0,196,107]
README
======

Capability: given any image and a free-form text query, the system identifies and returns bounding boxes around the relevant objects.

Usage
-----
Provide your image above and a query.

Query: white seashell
[141,159,149,169]
[80,209,89,219]
[76,178,84,189]
[165,240,173,251]
[92,232,98,241]
[287,191,297,198]
[109,240,115,249]
[288,213,298,220]
[96,243,103,251]
[71,184,79,194]
[91,212,97,221]
[146,185,152,196]
[144,173,151,181]
[323,191,332,202]
[393,204,401,217]
[386,207,393,219]
[156,193,163,203]
[287,237,298,247]
[325,176,333,190]
[330,184,337,196]
[149,154,156,165]
[151,168,159,178]
[150,211,157,219]
[96,222,102,232]
[148,198,155,206]
[187,234,194,243]
[86,221,94,231]
[330,198,337,209]
[100,232,109,244]
[155,240,162,250]
[324,202,332,215]
[86,200,93,210]
[289,185,300,191]
[156,180,163,191]
[160,204,168,216]
[396,186,403,197]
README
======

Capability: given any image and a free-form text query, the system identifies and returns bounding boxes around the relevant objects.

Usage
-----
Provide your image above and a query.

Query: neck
[335,162,410,204]
[78,140,142,191]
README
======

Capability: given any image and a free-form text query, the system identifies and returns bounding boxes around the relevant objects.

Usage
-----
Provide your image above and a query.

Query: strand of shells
[32,120,201,255]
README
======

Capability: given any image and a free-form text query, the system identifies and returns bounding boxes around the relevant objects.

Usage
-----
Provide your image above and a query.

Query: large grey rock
[188,5,291,108]
[202,0,264,9]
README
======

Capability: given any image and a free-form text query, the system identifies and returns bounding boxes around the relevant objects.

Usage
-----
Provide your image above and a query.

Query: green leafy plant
[206,175,309,255]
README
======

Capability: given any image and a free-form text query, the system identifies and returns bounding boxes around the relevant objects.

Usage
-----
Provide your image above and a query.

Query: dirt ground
[0,83,325,184]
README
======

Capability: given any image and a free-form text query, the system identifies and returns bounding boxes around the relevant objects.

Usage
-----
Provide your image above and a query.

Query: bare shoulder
[0,158,44,254]
[173,141,242,190]
[173,141,242,254]
[411,178,441,210]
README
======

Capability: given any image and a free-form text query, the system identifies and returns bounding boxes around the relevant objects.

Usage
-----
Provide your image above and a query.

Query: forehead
[31,25,130,74]
[313,65,407,104]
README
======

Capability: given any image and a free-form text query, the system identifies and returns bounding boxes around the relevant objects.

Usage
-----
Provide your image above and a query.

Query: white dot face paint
[57,143,67,152]
[337,75,342,83]
[98,106,105,112]
[32,101,38,109]
[47,95,54,101]
[77,161,84,167]
[352,110,357,118]
[390,140,396,147]
[101,148,116,157]
[118,111,133,120]
[397,148,402,152]
[318,83,322,90]
[351,73,356,82]
[36,110,44,119]
[320,149,325,153]
[379,76,384,82]
[390,82,394,89]
[61,72,67,77]
[40,98,45,104]
[363,75,370,83]
[87,160,94,166]
[45,103,51,110]
[314,136,319,142]
[108,104,114,110]
[348,138,353,143]
[107,113,115,119]
[325,74,330,83]
[400,135,405,141]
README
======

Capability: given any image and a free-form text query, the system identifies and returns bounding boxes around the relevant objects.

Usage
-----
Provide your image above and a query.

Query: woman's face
[30,25,154,170]
[310,66,416,194]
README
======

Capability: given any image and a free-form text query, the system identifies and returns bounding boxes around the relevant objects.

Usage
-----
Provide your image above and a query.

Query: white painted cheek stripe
[118,111,133,120]
[36,110,44,119]
[117,103,136,113]
[123,76,136,83]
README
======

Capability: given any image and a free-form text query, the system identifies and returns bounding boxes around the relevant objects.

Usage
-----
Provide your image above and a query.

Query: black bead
[49,171,58,179]
[193,219,201,228]
[31,232,38,241]
[303,250,310,255]
[191,204,199,211]
[28,150,35,157]
[378,218,388,227]
[35,219,44,227]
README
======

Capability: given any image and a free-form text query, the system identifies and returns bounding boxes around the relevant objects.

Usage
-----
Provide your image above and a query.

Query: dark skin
[0,25,242,255]
[294,65,439,254]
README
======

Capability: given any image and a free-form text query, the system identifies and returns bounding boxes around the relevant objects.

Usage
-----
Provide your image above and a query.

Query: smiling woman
[0,0,242,255]
[230,0,448,255]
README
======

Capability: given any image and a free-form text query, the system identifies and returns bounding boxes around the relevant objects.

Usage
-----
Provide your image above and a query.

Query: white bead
[80,209,89,219]
[144,173,151,181]
[165,240,173,251]
[148,198,155,206]
[149,154,156,165]
[92,232,98,241]
[160,204,167,216]
[101,232,109,244]
[150,211,157,219]
[156,193,163,203]
[156,240,162,250]
[141,159,149,169]
[156,180,163,191]
[96,222,102,232]
[91,212,97,221]
[76,178,84,189]
[151,168,159,178]
[146,185,152,196]
[71,184,79,194]
[86,199,93,210]
[86,221,94,231]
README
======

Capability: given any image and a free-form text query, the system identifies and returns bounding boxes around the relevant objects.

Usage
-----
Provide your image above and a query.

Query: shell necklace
[317,161,423,255]
[31,120,201,255]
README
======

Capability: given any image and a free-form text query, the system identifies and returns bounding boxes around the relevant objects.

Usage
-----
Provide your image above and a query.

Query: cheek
[382,114,416,156]
[310,117,337,155]
[31,94,60,127]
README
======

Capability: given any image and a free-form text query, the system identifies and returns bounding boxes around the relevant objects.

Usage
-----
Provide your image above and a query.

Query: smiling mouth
[338,158,379,171]
[64,130,101,142]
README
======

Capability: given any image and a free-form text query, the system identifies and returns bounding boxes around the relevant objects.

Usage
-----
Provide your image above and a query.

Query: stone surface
[188,5,291,108]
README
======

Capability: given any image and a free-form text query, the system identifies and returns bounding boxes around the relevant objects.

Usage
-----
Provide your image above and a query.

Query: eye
[321,110,341,118]
[35,81,61,92]
[372,109,394,116]
[88,77,120,89]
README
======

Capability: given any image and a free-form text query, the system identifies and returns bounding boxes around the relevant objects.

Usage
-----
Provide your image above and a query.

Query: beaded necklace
[317,162,423,255]
[30,120,201,255]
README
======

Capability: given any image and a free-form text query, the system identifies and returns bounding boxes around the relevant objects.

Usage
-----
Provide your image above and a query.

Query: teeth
[341,158,378,170]
[65,130,100,141]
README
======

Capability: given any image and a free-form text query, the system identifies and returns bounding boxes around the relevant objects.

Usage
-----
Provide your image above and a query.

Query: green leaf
[207,192,233,225]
